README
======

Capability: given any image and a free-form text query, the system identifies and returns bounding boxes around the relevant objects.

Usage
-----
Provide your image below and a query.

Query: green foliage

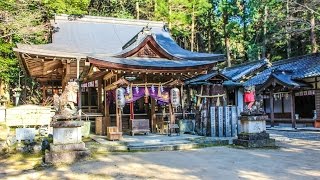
[42,0,90,16]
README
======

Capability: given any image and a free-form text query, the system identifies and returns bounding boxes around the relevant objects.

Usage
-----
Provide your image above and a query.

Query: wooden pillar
[151,98,156,133]
[203,85,210,135]
[62,60,71,91]
[116,103,120,132]
[23,78,27,103]
[118,107,122,132]
[88,86,91,112]
[169,103,175,124]
[290,90,296,129]
[181,85,185,119]
[98,79,102,112]
[314,89,320,127]
[130,101,134,119]
[104,80,111,130]
[78,81,82,114]
[270,89,274,127]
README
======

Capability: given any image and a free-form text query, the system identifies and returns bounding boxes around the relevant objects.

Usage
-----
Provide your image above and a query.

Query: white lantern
[170,88,180,108]
[116,87,126,109]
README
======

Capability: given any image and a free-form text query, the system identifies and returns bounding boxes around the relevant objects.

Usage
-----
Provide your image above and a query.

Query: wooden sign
[16,128,36,143]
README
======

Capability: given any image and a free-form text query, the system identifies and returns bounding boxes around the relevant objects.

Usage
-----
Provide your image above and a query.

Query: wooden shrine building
[184,59,270,109]
[244,53,320,128]
[14,15,225,134]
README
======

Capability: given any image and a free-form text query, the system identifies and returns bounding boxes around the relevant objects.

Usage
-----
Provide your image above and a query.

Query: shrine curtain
[106,87,170,105]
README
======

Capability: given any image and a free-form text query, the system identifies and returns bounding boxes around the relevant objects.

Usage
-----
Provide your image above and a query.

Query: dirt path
[1,130,320,180]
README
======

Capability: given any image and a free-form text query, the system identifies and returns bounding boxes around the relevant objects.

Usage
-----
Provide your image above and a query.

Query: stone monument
[45,82,90,164]
[233,87,276,148]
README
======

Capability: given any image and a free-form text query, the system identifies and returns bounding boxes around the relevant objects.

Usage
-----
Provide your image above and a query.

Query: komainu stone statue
[242,86,264,115]
[53,82,79,120]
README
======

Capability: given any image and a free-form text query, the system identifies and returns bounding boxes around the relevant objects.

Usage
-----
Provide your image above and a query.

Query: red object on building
[244,91,255,103]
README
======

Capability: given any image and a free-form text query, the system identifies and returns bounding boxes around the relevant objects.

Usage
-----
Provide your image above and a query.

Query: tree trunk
[242,0,248,60]
[136,2,139,20]
[262,5,268,59]
[191,3,195,52]
[311,12,317,53]
[168,0,172,30]
[223,5,231,67]
[286,0,291,58]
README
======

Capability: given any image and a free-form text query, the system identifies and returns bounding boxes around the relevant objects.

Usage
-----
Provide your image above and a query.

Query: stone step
[127,143,200,151]
[233,138,276,148]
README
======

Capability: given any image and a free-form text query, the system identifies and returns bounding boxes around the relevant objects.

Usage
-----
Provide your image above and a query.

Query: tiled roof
[184,59,268,85]
[184,71,219,85]
[221,59,269,81]
[244,53,320,87]
[271,72,310,88]
[15,14,225,61]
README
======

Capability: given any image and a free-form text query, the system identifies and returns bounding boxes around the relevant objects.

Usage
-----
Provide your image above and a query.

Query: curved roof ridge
[54,14,165,27]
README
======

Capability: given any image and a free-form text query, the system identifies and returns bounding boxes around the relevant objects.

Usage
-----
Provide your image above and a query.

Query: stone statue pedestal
[45,121,90,164]
[233,115,275,148]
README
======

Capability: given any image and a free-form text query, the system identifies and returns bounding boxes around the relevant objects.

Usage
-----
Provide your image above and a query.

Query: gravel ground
[0,130,319,180]
[269,130,320,141]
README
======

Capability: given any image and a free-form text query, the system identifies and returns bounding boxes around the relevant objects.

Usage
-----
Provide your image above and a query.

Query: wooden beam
[103,71,115,81]
[43,60,62,75]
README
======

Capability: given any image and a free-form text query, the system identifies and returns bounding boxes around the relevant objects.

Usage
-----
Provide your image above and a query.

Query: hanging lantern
[151,84,155,93]
[126,86,130,94]
[135,86,139,94]
[116,87,126,109]
[285,93,289,99]
[170,88,181,108]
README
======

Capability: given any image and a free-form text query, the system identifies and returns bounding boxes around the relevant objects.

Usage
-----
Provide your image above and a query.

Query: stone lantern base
[45,121,90,164]
[233,115,276,148]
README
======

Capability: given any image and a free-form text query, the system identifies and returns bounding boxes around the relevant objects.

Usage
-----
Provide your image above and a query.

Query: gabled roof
[221,59,269,81]
[14,15,165,58]
[244,53,320,87]
[184,59,268,85]
[14,15,225,83]
[15,14,225,61]
[113,26,224,61]
[258,71,311,91]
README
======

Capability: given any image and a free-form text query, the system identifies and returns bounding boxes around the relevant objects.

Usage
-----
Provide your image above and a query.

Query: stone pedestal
[45,121,90,164]
[239,115,267,133]
[233,115,276,148]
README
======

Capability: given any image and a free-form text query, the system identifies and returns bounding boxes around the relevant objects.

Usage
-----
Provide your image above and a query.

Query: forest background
[0,0,319,104]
